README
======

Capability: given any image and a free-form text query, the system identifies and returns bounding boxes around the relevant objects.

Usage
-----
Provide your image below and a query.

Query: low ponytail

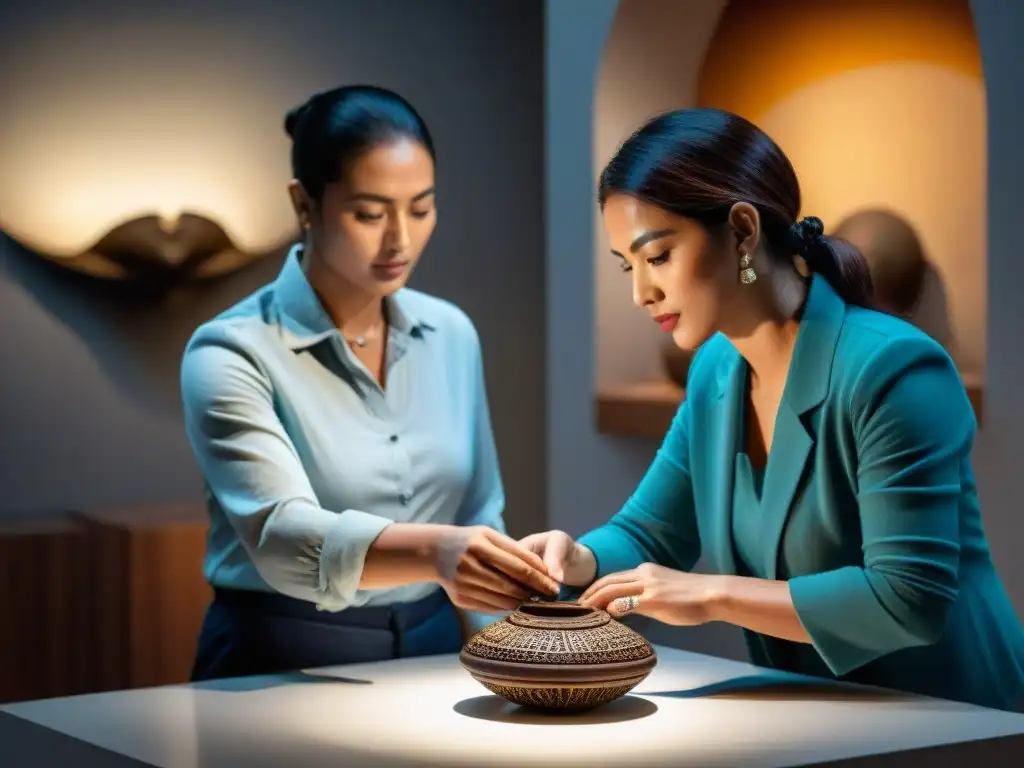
[791,216,874,309]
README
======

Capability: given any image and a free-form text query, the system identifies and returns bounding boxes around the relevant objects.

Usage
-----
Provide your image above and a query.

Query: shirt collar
[274,243,431,350]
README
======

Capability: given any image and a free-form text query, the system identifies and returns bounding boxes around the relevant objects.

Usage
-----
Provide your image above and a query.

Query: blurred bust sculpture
[832,208,955,355]
[832,209,926,317]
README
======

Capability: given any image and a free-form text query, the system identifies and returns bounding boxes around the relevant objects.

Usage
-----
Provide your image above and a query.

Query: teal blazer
[579,275,1024,711]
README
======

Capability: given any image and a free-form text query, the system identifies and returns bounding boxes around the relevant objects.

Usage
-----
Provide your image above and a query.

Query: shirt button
[399,494,409,505]
[389,434,399,443]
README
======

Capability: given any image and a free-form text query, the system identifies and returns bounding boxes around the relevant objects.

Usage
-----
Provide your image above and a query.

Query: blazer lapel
[760,276,846,580]
[705,343,745,576]
[759,404,813,580]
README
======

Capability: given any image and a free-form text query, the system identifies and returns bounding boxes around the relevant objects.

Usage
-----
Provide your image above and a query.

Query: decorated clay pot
[459,600,657,711]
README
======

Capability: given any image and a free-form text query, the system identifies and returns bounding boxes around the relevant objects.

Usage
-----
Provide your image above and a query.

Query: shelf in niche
[595,381,685,438]
[596,378,985,439]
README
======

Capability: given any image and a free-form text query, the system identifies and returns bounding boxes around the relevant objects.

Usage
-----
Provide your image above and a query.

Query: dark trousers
[190,586,463,682]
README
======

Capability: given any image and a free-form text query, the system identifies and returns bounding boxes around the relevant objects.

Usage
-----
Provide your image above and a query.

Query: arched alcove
[594,0,987,435]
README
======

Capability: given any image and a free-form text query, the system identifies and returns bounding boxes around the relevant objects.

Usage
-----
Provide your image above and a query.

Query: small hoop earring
[739,253,757,284]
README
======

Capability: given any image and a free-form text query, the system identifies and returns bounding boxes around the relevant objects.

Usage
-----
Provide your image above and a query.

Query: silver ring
[613,595,640,614]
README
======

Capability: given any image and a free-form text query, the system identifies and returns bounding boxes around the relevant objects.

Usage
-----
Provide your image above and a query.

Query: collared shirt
[180,245,506,613]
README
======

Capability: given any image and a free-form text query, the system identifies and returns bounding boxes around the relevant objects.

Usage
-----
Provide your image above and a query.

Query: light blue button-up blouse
[180,245,507,616]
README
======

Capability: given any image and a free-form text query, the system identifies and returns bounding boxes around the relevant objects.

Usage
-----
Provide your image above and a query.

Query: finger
[517,533,547,555]
[579,570,638,603]
[485,529,557,580]
[516,532,571,584]
[459,557,531,600]
[542,536,574,584]
[454,584,522,613]
[580,580,644,612]
[476,537,561,596]
[608,593,643,618]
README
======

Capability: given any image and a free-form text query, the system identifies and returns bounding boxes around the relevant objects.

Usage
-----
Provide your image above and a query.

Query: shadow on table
[454,694,657,724]
[190,669,374,693]
[643,672,917,703]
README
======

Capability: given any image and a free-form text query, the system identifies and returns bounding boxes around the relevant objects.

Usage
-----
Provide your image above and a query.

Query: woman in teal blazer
[523,108,1024,712]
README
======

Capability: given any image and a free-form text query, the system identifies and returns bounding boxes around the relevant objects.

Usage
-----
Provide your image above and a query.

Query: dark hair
[598,108,873,308]
[284,85,435,202]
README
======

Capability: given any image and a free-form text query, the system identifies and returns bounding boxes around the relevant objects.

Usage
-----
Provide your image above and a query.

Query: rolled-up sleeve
[789,337,968,676]
[180,325,392,611]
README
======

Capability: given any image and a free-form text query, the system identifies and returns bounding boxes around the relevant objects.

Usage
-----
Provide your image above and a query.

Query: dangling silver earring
[739,252,757,284]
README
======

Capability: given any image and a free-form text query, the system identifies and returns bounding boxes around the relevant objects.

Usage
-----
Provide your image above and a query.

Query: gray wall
[547,0,1024,660]
[0,0,547,538]
[970,0,1024,625]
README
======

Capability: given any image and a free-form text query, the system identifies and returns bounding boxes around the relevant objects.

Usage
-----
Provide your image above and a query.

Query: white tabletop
[3,645,1024,767]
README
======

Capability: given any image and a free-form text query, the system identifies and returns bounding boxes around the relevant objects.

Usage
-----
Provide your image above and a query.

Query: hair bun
[790,216,825,256]
[796,216,824,240]
[284,102,311,139]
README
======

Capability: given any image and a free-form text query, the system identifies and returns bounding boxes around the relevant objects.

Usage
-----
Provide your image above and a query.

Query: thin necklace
[342,303,389,349]
[344,322,385,348]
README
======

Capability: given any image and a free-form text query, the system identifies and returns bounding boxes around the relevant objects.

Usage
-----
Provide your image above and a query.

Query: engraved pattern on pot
[464,618,654,665]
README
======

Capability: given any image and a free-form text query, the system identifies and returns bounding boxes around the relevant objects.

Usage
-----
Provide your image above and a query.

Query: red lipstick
[653,313,680,332]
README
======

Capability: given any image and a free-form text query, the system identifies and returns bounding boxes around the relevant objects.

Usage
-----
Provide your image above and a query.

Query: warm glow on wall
[698,0,980,118]
[0,18,304,260]
[697,0,987,378]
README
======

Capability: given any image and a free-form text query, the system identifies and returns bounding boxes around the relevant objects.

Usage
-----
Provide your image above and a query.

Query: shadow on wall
[0,231,289,417]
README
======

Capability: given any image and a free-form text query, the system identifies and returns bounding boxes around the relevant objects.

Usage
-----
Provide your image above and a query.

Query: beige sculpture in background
[4,212,293,289]
[832,208,956,356]
[832,209,926,317]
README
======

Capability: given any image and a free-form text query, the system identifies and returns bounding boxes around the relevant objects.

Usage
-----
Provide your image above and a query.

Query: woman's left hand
[579,563,722,625]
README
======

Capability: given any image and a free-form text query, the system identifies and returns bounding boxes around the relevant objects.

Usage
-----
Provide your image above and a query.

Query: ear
[726,202,762,257]
[287,180,313,229]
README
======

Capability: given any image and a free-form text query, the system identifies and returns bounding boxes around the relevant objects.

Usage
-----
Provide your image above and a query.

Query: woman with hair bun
[181,85,558,681]
[522,107,1024,711]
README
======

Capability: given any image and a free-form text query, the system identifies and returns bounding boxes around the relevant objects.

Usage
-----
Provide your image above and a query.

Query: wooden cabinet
[0,514,93,703]
[0,503,212,703]
[79,503,212,693]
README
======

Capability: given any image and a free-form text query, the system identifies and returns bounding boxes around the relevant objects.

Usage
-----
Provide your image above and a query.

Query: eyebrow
[348,187,435,205]
[610,228,676,257]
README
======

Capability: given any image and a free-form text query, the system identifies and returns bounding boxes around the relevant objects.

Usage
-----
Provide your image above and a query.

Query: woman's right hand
[432,526,562,613]
[518,530,597,588]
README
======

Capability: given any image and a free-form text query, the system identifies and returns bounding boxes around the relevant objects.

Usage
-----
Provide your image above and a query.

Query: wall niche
[595,0,987,436]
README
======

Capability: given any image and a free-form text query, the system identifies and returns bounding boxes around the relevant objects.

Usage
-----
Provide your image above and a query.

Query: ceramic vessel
[459,600,657,711]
